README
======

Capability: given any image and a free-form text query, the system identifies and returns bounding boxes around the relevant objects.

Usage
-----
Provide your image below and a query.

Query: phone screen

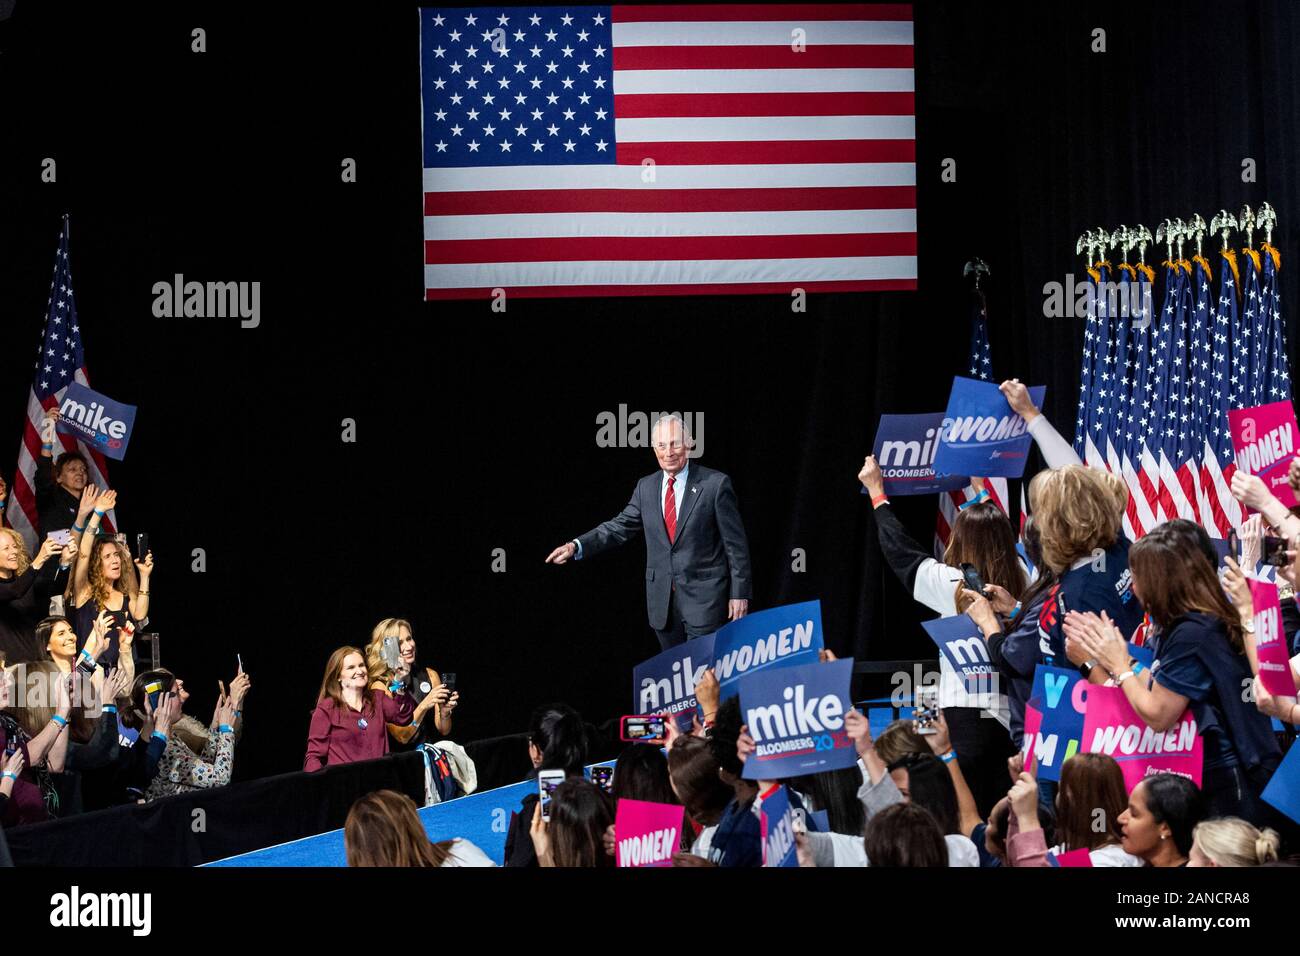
[1264,535,1290,567]
[590,766,614,793]
[961,562,986,594]
[622,716,666,740]
[539,772,564,820]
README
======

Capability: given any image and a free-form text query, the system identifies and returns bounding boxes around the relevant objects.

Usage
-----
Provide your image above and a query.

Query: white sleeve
[913,559,962,616]
[1027,414,1081,469]
[805,830,869,867]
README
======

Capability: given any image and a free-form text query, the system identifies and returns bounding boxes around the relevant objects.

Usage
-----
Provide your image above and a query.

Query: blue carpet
[206,761,614,867]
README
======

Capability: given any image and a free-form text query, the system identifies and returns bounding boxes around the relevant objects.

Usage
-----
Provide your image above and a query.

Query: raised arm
[928,710,983,838]
[860,456,961,615]
[74,487,113,600]
[1001,379,1081,469]
[128,548,153,621]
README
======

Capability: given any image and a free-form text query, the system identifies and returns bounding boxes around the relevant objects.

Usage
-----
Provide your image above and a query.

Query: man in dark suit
[546,414,752,650]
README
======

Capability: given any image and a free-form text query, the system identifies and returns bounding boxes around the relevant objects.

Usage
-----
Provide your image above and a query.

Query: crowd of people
[339,381,1298,868]
[7,389,1300,874]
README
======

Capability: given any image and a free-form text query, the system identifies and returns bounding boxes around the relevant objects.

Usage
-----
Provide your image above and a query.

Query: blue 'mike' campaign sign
[1027,664,1088,782]
[632,633,716,732]
[712,600,823,700]
[920,615,997,694]
[760,785,799,867]
[868,413,970,496]
[931,377,1045,479]
[55,382,137,461]
[739,658,856,780]
[1263,732,1300,824]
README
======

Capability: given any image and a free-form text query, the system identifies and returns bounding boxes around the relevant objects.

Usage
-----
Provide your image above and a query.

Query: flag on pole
[934,286,1008,556]
[8,218,116,551]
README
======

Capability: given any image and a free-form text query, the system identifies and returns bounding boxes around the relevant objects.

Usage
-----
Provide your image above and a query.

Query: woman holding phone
[123,667,248,800]
[304,646,414,771]
[70,488,153,668]
[363,618,459,748]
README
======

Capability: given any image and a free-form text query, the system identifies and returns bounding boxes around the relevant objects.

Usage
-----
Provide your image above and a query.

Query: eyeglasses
[653,441,686,452]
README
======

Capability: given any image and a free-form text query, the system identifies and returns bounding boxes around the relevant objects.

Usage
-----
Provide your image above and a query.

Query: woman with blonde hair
[365,618,459,747]
[0,526,78,665]
[1189,817,1281,867]
[344,789,493,866]
[69,488,153,668]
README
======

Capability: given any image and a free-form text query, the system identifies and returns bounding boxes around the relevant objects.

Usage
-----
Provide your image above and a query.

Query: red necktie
[664,475,677,543]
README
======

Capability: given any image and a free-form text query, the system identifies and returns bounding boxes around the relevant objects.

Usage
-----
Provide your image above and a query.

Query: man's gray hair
[651,412,692,441]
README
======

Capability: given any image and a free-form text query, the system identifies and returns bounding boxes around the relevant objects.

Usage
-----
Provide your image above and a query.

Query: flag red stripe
[612,4,914,22]
[613,91,915,117]
[612,44,913,70]
[615,139,914,164]
[425,278,916,300]
[426,232,916,264]
[424,186,915,216]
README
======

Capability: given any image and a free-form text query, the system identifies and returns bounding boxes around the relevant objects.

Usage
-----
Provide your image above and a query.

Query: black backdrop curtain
[0,0,1296,780]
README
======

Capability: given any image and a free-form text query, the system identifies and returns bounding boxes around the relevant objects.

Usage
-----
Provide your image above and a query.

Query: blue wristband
[102,704,117,714]
[1,771,17,781]
[1132,661,1145,675]
[151,731,168,742]
[93,508,105,516]
[939,750,957,764]
[958,490,990,511]
[51,714,68,728]
[218,724,234,734]
[72,523,84,533]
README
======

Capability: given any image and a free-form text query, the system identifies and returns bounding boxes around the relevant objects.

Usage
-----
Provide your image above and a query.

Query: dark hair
[789,766,866,836]
[1012,515,1059,624]
[944,501,1028,601]
[121,668,177,731]
[611,743,675,805]
[1057,753,1127,852]
[548,779,614,867]
[36,616,72,657]
[985,800,1011,855]
[709,696,744,778]
[864,803,948,867]
[667,736,732,827]
[54,451,87,477]
[1139,773,1204,857]
[1159,518,1219,574]
[894,753,959,835]
[1129,522,1243,652]
[528,703,588,776]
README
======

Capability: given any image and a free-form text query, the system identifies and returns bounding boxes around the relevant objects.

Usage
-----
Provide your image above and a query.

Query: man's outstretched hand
[545,541,577,565]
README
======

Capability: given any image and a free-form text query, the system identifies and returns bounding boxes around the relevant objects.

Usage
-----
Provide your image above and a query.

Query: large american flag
[420,4,917,299]
[8,218,116,551]
[1074,242,1287,540]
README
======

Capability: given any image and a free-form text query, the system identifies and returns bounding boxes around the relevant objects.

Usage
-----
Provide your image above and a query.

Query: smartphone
[1264,535,1290,567]
[134,533,150,560]
[441,672,457,693]
[144,679,165,710]
[590,765,614,793]
[538,769,565,821]
[619,715,667,742]
[914,687,939,736]
[380,635,400,670]
[791,807,807,836]
[48,529,73,546]
[960,562,988,596]
[236,653,243,675]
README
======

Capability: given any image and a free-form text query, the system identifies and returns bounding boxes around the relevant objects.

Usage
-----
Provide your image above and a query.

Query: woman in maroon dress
[304,646,414,771]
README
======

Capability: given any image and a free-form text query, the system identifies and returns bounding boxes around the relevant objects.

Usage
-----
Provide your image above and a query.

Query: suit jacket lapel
[671,466,703,549]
